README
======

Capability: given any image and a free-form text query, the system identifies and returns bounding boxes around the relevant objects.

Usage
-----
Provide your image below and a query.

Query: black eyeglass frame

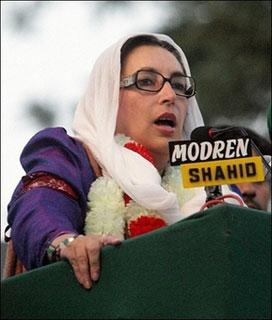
[120,69,196,98]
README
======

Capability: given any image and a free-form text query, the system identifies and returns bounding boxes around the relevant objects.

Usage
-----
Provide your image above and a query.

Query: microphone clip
[205,185,223,202]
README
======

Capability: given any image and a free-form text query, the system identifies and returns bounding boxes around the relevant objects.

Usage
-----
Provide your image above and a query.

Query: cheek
[258,184,269,200]
[176,104,188,135]
[116,93,140,134]
[115,104,129,134]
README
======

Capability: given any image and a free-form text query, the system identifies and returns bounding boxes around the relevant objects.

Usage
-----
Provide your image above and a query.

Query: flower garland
[84,135,196,240]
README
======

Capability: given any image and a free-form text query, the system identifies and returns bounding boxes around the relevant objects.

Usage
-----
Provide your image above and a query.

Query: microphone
[191,126,242,141]
[191,126,271,175]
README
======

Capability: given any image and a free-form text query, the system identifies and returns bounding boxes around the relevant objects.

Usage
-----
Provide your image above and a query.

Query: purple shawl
[7,127,95,269]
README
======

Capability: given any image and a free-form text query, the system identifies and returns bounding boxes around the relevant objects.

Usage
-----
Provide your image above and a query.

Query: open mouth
[246,202,258,209]
[154,113,177,128]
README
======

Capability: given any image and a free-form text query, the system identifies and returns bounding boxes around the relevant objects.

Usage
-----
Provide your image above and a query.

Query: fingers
[60,234,122,290]
[101,235,122,246]
[86,241,100,283]
[60,237,92,289]
[70,254,91,289]
[87,235,121,282]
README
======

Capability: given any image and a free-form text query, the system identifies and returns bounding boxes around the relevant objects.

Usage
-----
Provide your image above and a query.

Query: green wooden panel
[1,205,271,319]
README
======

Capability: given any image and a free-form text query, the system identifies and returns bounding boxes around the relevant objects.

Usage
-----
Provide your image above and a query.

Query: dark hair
[218,126,271,155]
[241,128,271,155]
[120,34,183,70]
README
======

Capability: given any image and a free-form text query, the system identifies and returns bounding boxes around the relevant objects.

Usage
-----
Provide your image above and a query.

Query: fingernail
[84,281,91,289]
[92,272,99,281]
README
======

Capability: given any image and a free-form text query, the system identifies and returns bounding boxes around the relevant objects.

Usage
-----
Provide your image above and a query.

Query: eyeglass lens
[136,70,194,97]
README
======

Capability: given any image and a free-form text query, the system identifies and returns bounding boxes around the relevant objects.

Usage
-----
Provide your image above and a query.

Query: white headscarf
[73,32,204,224]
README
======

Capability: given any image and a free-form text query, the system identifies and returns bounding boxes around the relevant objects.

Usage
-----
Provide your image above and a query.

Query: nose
[158,80,176,104]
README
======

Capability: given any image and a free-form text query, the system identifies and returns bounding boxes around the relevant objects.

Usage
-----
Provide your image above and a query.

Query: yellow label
[181,156,264,188]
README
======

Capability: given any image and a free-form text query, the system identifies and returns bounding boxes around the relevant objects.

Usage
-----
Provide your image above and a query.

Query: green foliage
[160,1,271,126]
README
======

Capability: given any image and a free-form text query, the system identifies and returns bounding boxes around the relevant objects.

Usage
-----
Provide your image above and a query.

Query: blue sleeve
[7,127,95,269]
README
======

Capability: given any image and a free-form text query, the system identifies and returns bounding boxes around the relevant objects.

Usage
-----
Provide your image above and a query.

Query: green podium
[1,205,271,319]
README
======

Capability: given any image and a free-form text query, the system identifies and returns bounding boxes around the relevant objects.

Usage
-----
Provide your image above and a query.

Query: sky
[1,1,172,239]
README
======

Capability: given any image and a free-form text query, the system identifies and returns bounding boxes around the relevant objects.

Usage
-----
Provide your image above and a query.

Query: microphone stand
[205,185,223,202]
[204,185,223,208]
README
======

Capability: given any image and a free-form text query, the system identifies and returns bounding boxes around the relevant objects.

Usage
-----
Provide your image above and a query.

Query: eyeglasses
[120,69,196,98]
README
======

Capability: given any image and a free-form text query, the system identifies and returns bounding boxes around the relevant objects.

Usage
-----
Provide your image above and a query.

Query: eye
[138,78,155,86]
[172,81,186,91]
[137,77,156,87]
[137,71,158,88]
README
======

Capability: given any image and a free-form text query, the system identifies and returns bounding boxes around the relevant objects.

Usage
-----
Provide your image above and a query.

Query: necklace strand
[84,135,196,239]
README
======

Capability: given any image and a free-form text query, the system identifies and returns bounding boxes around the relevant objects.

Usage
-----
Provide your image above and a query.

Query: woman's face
[116,45,189,167]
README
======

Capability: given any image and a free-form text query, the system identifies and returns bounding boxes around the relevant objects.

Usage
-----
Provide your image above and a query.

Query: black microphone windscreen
[190,126,211,141]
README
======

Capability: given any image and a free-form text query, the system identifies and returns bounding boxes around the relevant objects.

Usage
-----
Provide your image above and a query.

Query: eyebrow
[139,67,186,77]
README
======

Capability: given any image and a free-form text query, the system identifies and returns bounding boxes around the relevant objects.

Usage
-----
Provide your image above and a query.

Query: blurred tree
[4,1,46,33]
[159,1,271,126]
[27,102,56,127]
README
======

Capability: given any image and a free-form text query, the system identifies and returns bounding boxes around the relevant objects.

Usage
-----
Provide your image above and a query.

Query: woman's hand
[53,234,121,289]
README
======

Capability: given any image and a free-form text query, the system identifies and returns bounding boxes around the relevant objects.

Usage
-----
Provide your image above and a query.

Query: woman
[6,33,227,289]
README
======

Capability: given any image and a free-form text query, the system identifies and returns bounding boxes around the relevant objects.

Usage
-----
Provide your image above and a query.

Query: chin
[148,139,169,157]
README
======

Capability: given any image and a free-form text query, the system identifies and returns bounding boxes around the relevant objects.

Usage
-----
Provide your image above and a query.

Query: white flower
[162,166,196,208]
[114,134,131,146]
[85,177,126,239]
[125,201,156,222]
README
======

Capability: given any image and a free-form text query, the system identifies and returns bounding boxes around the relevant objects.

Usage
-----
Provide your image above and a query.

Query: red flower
[128,215,167,238]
